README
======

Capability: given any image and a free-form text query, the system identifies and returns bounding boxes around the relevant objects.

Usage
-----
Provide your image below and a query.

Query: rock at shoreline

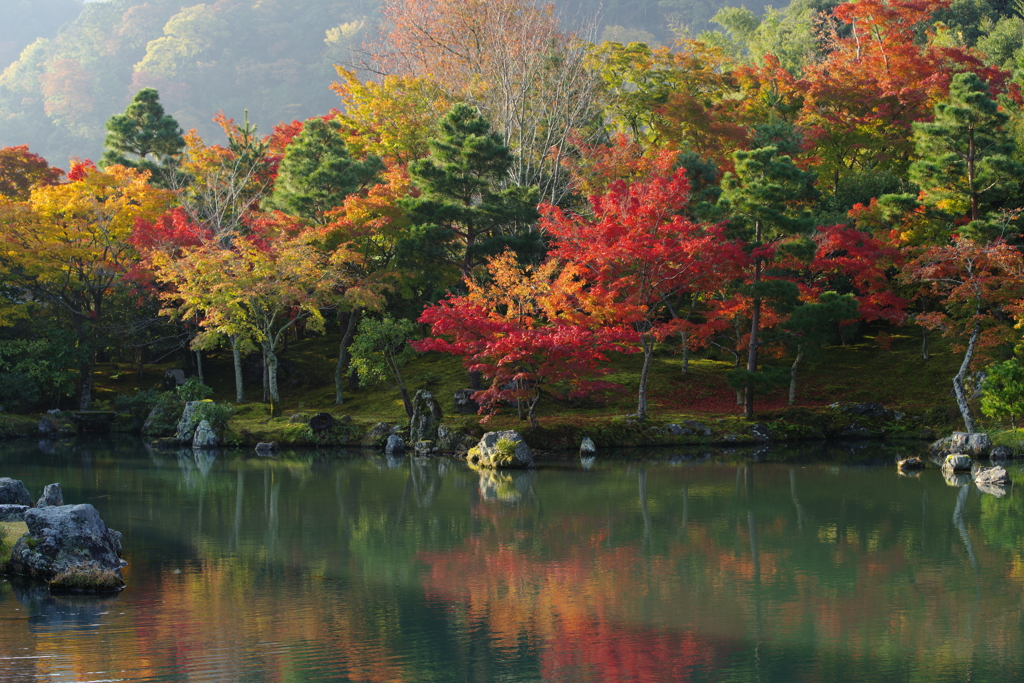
[385,434,406,455]
[36,483,63,508]
[467,431,534,469]
[436,425,475,453]
[897,456,924,471]
[255,442,279,455]
[975,466,1011,487]
[8,504,125,584]
[410,390,443,444]
[942,453,973,472]
[930,432,993,457]
[38,414,76,437]
[176,401,205,444]
[192,420,219,449]
[580,436,596,456]
[0,478,32,507]
[361,422,391,448]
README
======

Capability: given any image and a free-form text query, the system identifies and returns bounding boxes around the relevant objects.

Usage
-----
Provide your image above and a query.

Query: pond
[1,437,1023,682]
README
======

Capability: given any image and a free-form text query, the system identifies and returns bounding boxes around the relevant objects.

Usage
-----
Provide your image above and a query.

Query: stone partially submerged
[975,466,1011,497]
[466,431,534,469]
[942,453,973,472]
[8,504,126,591]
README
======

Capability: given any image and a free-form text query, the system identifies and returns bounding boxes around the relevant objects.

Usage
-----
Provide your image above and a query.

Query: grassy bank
[62,322,970,450]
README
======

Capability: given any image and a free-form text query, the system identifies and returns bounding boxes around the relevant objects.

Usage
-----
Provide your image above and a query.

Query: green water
[1,437,1023,682]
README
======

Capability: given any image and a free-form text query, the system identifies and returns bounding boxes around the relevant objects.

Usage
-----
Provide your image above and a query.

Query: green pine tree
[269,117,383,223]
[910,71,1023,239]
[718,143,818,418]
[100,88,184,185]
[401,104,540,284]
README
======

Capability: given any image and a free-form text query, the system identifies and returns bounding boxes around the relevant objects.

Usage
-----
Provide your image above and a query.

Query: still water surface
[1,438,1023,682]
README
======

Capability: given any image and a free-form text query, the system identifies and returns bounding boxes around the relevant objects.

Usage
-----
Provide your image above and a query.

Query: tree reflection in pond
[0,438,1022,681]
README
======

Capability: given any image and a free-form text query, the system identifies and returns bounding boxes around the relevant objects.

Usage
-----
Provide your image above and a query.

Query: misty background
[0,0,744,165]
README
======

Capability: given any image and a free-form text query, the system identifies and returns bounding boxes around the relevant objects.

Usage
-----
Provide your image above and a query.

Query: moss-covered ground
[66,322,974,450]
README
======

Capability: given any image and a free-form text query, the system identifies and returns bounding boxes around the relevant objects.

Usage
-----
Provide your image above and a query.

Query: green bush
[114,389,160,432]
[0,373,41,413]
[192,401,235,430]
[177,377,214,402]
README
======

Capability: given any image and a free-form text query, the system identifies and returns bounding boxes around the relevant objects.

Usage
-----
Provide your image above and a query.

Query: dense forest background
[0,0,742,165]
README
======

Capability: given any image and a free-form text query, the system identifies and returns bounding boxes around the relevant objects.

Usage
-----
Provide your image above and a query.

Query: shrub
[0,373,41,413]
[177,377,214,402]
[192,401,235,430]
[114,389,160,432]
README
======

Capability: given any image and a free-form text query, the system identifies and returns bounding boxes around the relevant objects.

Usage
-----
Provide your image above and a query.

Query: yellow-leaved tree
[0,161,173,408]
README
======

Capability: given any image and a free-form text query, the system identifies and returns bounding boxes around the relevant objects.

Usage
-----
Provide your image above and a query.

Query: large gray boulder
[8,504,125,582]
[467,431,534,469]
[931,432,993,457]
[410,390,443,444]
[385,434,406,455]
[36,483,63,508]
[361,422,392,448]
[192,420,219,448]
[0,478,32,506]
[176,401,204,443]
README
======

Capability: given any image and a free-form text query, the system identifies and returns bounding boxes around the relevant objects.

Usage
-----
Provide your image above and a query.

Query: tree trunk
[952,320,980,432]
[335,309,360,405]
[469,370,482,390]
[73,315,92,410]
[79,359,93,410]
[195,350,204,384]
[789,345,805,406]
[637,332,654,420]
[264,342,282,417]
[745,231,763,419]
[231,335,244,403]
[681,328,689,374]
[398,384,413,418]
[135,346,145,378]
[921,327,930,361]
[262,350,269,401]
[745,295,761,419]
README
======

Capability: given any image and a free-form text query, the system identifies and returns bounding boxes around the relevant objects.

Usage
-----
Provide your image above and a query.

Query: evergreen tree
[402,104,541,284]
[100,88,184,185]
[910,71,1023,239]
[717,144,817,418]
[269,117,384,223]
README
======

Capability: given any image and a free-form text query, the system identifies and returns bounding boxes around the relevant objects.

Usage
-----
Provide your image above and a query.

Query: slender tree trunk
[637,332,654,420]
[79,360,93,410]
[745,270,762,419]
[262,350,269,401]
[398,384,413,418]
[681,328,690,374]
[264,341,282,417]
[516,378,526,421]
[231,335,244,403]
[789,344,805,406]
[921,327,930,361]
[195,350,204,384]
[335,309,360,405]
[953,320,980,432]
[135,346,145,378]
[745,222,764,420]
[73,315,92,410]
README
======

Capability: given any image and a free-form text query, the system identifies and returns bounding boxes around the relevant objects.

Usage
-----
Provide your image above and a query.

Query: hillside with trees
[2,0,1024,442]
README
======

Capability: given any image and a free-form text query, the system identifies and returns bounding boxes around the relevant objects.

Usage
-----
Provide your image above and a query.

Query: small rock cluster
[0,477,125,591]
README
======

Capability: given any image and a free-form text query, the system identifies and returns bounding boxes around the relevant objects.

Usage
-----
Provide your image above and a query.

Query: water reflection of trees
[4,441,1024,681]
